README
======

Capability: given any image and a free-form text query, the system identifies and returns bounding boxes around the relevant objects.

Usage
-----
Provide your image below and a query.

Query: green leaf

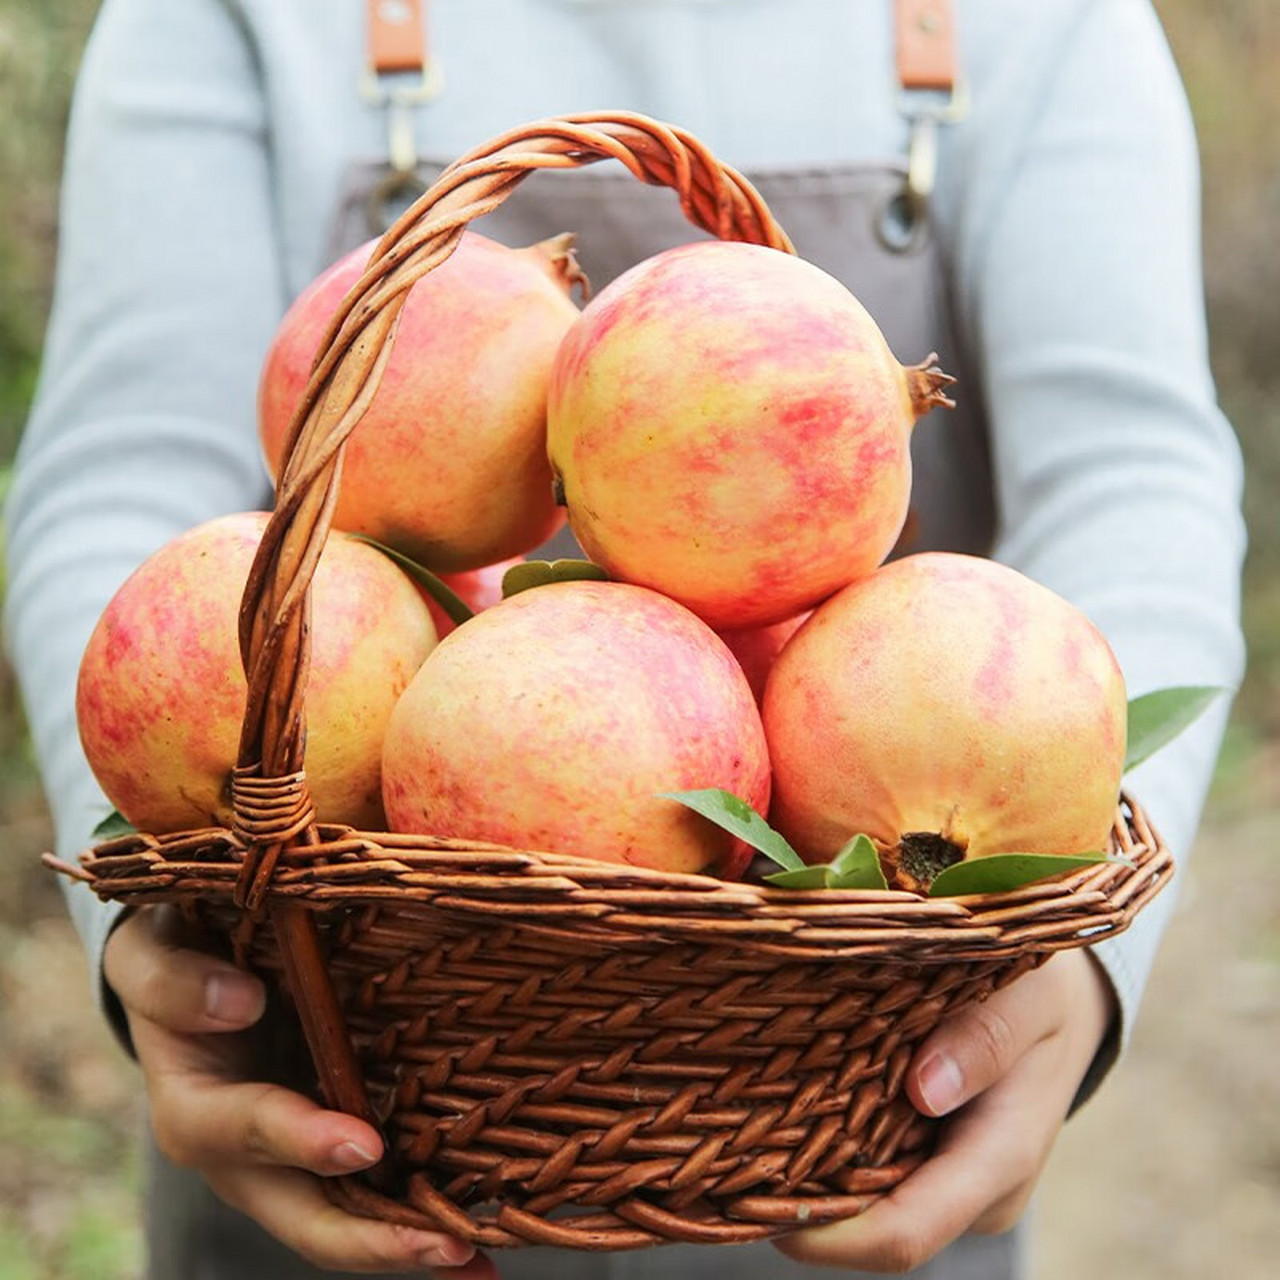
[661,788,804,871]
[927,851,1131,897]
[91,810,137,840]
[502,558,609,598]
[827,833,890,889]
[763,833,890,890]
[349,535,473,626]
[1125,686,1225,773]
[763,865,833,889]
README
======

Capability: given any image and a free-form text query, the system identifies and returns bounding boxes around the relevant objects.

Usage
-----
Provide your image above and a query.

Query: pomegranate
[77,513,437,833]
[259,231,581,571]
[546,241,953,629]
[763,553,1127,890]
[382,581,770,877]
[717,611,812,705]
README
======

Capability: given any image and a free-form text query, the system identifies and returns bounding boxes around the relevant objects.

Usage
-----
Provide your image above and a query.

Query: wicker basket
[52,113,1174,1252]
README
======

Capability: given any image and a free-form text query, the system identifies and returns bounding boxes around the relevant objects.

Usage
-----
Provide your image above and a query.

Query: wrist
[1065,946,1121,1116]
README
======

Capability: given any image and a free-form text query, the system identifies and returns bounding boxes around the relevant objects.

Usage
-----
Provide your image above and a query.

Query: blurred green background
[0,3,1277,1278]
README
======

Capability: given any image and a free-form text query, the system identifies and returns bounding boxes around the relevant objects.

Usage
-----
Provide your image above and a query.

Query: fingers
[905,949,1106,1117]
[112,906,390,1179]
[133,1020,383,1176]
[776,952,1118,1272]
[107,909,491,1275]
[104,906,266,1034]
[776,1034,1064,1272]
[206,1164,495,1276]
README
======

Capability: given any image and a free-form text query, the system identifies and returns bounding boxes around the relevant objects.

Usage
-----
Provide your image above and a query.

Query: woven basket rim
[50,793,1172,965]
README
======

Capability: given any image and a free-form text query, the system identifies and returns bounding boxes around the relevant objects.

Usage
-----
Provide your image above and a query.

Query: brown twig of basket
[52,111,1175,1249]
[227,113,801,1174]
[210,111,800,1170]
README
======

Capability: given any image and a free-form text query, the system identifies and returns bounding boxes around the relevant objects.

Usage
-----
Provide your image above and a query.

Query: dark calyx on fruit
[883,831,965,894]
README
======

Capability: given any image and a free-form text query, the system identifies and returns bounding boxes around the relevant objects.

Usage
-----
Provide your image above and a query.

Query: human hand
[775,947,1116,1273]
[103,906,496,1277]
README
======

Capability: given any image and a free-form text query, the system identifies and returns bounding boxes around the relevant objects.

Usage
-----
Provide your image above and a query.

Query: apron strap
[881,0,966,251]
[367,1,957,99]
[894,0,958,92]
[368,0,430,76]
[361,0,443,232]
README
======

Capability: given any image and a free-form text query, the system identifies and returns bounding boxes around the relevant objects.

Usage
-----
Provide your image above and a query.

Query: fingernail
[330,1140,379,1172]
[418,1238,475,1268]
[917,1051,964,1115]
[204,973,265,1025]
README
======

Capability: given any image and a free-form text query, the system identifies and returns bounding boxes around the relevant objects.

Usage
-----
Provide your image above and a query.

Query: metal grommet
[875,186,929,255]
[881,79,968,255]
[358,56,446,226]
[365,167,430,236]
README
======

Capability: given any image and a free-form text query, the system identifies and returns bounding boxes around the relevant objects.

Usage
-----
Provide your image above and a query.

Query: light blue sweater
[4,0,1246,1076]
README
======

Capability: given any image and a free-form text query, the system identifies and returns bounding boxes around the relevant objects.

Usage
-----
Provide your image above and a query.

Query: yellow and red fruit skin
[717,611,813,706]
[547,241,920,630]
[259,232,577,572]
[76,512,437,833]
[382,581,771,878]
[420,558,522,639]
[762,553,1128,867]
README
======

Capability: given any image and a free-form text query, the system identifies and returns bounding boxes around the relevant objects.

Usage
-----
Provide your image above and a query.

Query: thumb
[104,906,267,1035]
[905,957,1069,1118]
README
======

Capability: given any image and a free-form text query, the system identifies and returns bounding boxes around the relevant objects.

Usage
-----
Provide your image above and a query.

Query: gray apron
[146,125,1013,1280]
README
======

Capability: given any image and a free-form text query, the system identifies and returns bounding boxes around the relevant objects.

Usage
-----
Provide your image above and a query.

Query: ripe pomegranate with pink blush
[259,231,580,571]
[717,611,812,705]
[382,581,771,877]
[547,241,953,629]
[763,553,1128,891]
[76,512,437,833]
[420,557,523,638]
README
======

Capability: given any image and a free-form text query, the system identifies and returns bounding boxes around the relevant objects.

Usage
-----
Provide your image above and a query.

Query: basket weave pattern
[53,113,1174,1250]
[62,804,1169,1248]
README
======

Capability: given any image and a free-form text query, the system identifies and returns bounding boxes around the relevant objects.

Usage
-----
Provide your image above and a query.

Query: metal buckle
[365,167,431,236]
[878,80,970,254]
[359,58,446,177]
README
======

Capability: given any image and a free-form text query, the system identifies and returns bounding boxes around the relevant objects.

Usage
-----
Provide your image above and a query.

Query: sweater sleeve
[3,0,282,1007]
[940,0,1246,1089]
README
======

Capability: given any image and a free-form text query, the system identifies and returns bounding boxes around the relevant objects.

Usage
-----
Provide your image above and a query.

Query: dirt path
[1035,802,1280,1280]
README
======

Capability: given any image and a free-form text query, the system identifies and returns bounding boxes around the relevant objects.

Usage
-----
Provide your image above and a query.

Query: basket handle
[232,111,794,870]
[224,115,794,1150]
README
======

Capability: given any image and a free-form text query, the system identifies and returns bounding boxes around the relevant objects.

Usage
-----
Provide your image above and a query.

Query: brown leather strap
[895,0,958,92]
[369,2,951,93]
[368,0,428,76]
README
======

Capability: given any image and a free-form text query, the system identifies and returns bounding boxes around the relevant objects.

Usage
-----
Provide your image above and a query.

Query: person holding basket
[5,1,1243,1277]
